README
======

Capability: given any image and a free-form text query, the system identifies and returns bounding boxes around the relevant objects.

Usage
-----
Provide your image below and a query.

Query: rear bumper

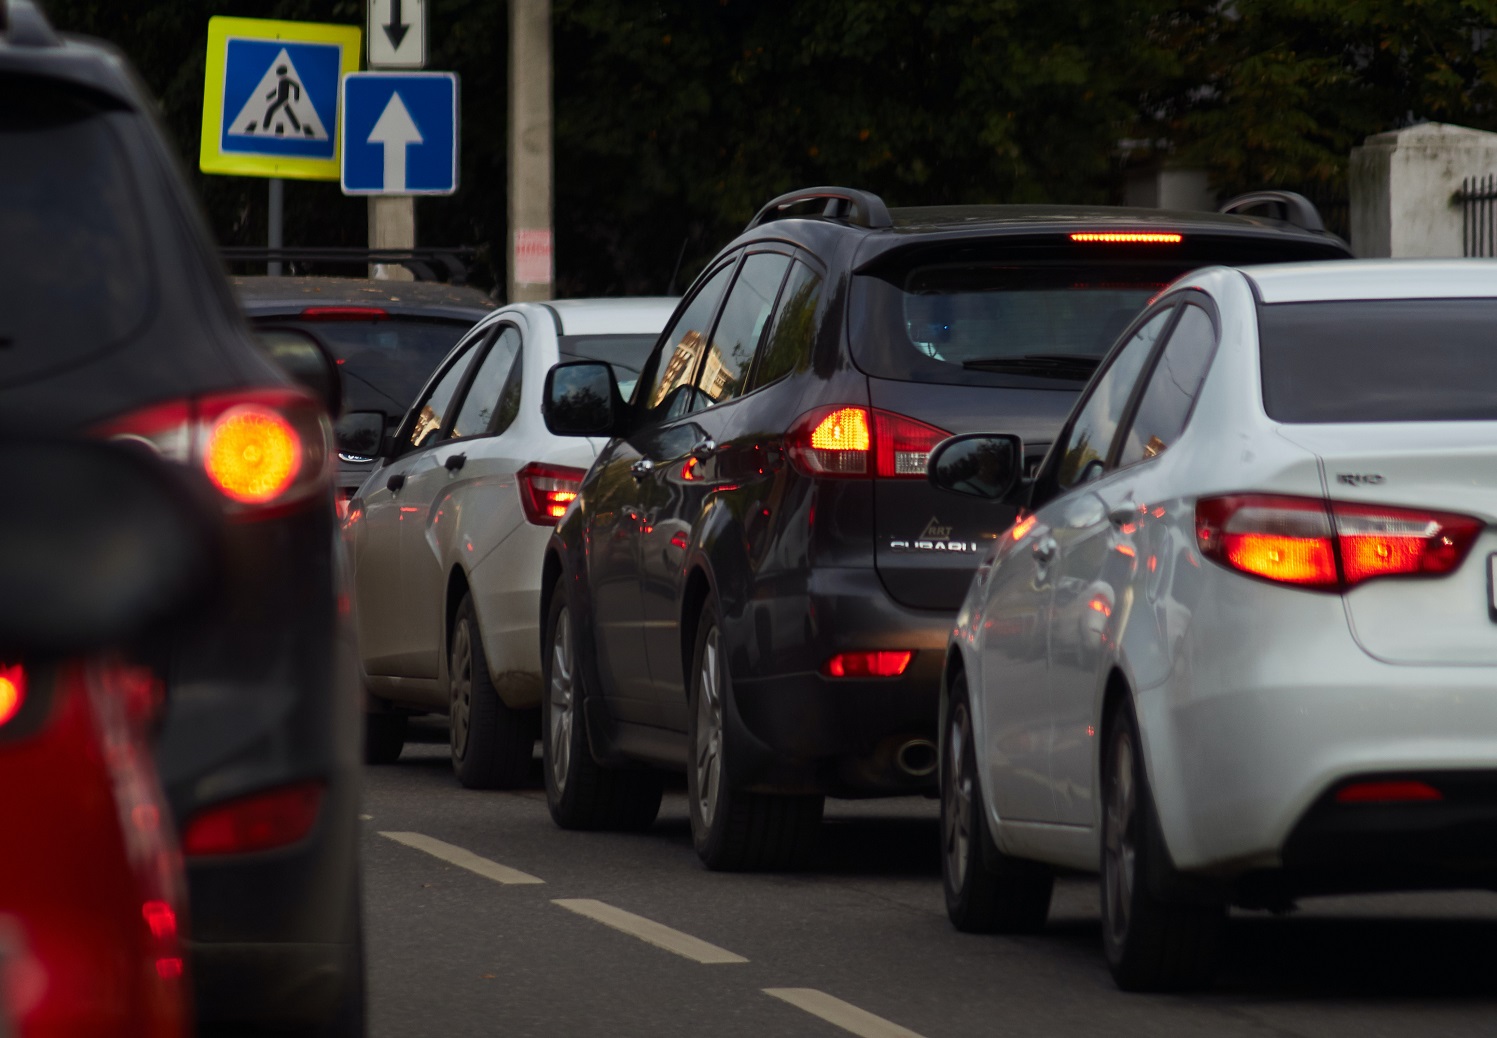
[726,567,952,796]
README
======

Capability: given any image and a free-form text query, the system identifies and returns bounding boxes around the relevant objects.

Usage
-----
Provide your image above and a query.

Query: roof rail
[4,0,62,47]
[1218,191,1325,233]
[220,245,479,285]
[746,187,893,233]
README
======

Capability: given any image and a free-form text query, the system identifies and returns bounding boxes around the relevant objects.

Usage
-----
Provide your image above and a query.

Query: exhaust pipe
[895,738,937,778]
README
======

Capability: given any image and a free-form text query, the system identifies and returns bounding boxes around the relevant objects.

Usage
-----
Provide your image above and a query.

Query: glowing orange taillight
[0,663,24,726]
[1070,232,1182,243]
[205,407,303,504]
[517,462,586,526]
[810,407,870,452]
[786,405,949,479]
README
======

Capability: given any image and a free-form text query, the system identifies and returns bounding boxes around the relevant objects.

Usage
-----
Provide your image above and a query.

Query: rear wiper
[960,353,1101,379]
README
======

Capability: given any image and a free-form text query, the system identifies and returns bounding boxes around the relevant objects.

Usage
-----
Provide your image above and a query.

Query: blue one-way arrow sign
[340,72,458,195]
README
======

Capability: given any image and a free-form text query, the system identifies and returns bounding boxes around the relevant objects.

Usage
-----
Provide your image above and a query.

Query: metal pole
[268,177,284,276]
[509,0,553,302]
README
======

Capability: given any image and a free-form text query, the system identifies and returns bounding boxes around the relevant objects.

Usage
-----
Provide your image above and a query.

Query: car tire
[941,670,1053,933]
[449,593,539,790]
[1101,698,1224,992]
[364,710,407,766]
[687,597,823,872]
[542,578,663,831]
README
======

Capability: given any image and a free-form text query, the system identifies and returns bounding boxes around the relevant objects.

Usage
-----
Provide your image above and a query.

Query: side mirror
[0,440,220,656]
[542,361,623,438]
[927,433,1024,501]
[253,327,343,417]
[336,410,389,462]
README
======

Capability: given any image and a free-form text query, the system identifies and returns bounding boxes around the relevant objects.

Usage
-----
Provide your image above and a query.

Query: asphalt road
[364,723,1497,1038]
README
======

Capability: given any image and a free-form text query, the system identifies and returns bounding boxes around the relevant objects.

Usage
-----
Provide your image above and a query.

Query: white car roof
[544,297,679,336]
[1243,259,1497,304]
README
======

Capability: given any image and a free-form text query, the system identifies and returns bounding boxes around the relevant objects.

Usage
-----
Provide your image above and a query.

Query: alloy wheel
[449,619,473,759]
[1103,727,1137,946]
[694,626,725,829]
[549,606,575,795]
[943,702,973,893]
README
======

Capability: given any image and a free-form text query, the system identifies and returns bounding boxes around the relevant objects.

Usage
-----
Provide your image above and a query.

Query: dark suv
[538,186,1351,870]
[0,5,362,1032]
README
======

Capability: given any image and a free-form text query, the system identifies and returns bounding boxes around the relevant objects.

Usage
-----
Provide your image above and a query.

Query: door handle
[444,452,467,473]
[1031,537,1057,565]
[630,458,655,480]
[386,473,406,493]
[690,438,718,460]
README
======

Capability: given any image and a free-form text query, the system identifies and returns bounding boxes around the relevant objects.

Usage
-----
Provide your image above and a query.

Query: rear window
[1260,299,1497,423]
[260,317,471,413]
[0,84,152,385]
[559,334,658,400]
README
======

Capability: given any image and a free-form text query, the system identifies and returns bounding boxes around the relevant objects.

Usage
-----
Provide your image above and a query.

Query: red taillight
[1196,494,1482,591]
[1335,780,1443,804]
[182,780,325,856]
[1070,232,1182,244]
[94,389,331,519]
[298,306,389,321]
[517,462,586,526]
[786,405,949,479]
[822,651,913,678]
[142,900,177,940]
[0,663,24,726]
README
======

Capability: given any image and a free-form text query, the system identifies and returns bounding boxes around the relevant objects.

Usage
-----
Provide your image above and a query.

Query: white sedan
[342,298,676,785]
[930,260,1497,990]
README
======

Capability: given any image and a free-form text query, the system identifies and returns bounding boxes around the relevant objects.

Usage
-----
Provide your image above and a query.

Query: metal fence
[1457,175,1497,257]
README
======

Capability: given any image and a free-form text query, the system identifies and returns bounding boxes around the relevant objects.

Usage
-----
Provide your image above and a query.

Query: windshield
[260,317,474,413]
[559,333,659,400]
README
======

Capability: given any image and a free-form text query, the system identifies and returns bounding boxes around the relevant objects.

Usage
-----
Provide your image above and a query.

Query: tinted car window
[558,334,657,400]
[749,260,823,392]
[0,86,151,387]
[637,263,734,419]
[271,317,472,414]
[407,338,482,450]
[1117,304,1216,467]
[451,326,521,439]
[1055,308,1173,490]
[1260,299,1497,422]
[697,253,791,406]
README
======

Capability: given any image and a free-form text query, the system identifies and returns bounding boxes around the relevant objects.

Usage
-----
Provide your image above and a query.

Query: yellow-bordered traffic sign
[199,16,361,180]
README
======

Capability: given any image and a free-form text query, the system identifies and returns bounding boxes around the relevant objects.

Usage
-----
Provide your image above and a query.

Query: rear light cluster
[822,651,913,678]
[182,780,325,857]
[786,405,950,479]
[1196,494,1482,591]
[518,462,585,525]
[0,663,24,726]
[94,389,331,518]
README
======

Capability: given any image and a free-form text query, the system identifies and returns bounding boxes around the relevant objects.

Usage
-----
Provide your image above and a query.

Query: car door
[637,249,794,723]
[584,260,736,722]
[356,327,488,679]
[397,322,526,681]
[1047,302,1219,826]
[980,306,1174,824]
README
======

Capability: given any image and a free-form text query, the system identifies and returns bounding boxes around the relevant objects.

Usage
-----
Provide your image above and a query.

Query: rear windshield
[559,334,658,400]
[260,317,472,413]
[1259,299,1497,423]
[0,84,152,385]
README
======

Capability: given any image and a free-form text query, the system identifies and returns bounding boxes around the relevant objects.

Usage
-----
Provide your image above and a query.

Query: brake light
[1070,232,1182,244]
[0,663,23,726]
[822,651,913,678]
[1196,494,1481,591]
[94,388,330,519]
[298,306,388,321]
[182,780,325,856]
[517,462,585,525]
[786,406,949,479]
[1335,780,1443,804]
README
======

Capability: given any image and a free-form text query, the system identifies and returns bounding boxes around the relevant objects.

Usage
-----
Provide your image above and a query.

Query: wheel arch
[678,564,716,701]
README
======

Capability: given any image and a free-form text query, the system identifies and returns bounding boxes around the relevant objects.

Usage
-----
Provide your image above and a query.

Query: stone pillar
[508,0,553,302]
[1349,123,1497,257]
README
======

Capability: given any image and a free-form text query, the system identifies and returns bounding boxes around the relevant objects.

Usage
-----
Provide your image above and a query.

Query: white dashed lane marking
[552,898,749,965]
[764,988,927,1038]
[378,831,545,885]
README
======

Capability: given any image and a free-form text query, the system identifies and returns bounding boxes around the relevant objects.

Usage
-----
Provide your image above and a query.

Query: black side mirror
[336,410,389,462]
[253,327,343,417]
[0,440,220,656]
[927,433,1024,501]
[543,361,623,438]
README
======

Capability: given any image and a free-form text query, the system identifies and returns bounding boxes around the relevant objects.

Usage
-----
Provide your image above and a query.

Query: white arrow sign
[368,91,423,192]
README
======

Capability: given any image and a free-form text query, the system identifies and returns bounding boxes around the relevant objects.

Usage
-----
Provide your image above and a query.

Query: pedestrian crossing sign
[199,17,361,181]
